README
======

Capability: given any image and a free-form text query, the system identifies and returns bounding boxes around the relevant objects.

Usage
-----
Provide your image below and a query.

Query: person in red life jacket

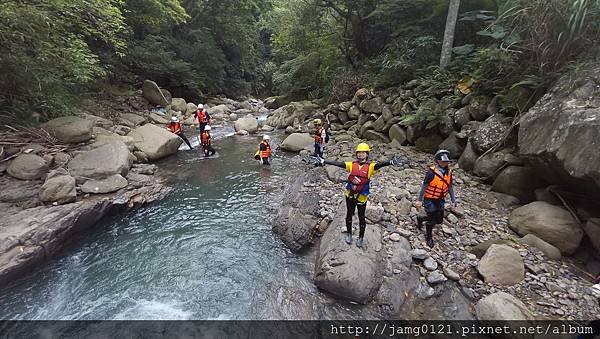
[415,149,456,248]
[311,118,327,158]
[200,125,216,157]
[256,135,272,165]
[166,116,193,149]
[194,104,211,135]
[314,143,401,248]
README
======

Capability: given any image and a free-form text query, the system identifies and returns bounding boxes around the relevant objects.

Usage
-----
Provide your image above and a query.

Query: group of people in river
[166,109,457,250]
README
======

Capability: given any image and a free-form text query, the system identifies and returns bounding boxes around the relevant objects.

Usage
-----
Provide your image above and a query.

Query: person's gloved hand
[313,157,325,167]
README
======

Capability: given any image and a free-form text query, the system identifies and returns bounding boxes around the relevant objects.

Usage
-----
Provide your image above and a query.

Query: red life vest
[197,110,209,124]
[347,161,370,194]
[424,166,452,200]
[259,141,271,158]
[166,122,181,134]
[201,131,211,146]
[314,127,323,144]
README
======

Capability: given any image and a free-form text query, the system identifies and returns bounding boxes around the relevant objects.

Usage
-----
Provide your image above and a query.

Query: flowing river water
[0,129,372,321]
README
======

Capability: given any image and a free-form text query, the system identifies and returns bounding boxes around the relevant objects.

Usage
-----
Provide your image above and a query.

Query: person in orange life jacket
[415,149,456,248]
[257,135,272,165]
[200,125,216,157]
[194,104,210,135]
[311,118,327,158]
[166,116,193,149]
[315,143,397,248]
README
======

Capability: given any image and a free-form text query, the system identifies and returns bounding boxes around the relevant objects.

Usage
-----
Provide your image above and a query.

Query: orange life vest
[347,161,371,194]
[259,141,271,158]
[166,122,182,134]
[314,127,324,144]
[197,110,209,124]
[424,166,452,200]
[201,131,211,146]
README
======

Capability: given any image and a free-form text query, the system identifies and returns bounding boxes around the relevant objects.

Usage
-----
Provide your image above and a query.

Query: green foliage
[125,0,189,38]
[401,98,447,129]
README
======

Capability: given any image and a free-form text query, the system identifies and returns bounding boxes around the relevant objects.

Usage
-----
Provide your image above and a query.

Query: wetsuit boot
[425,222,434,248]
[344,220,353,244]
[416,215,425,230]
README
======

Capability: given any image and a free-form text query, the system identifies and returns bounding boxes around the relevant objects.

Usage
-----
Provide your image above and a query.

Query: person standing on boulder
[166,116,193,150]
[311,118,327,158]
[415,149,456,248]
[314,143,404,248]
[195,104,210,135]
[200,125,216,157]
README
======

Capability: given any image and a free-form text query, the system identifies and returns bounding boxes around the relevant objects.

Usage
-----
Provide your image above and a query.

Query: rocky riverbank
[274,138,600,320]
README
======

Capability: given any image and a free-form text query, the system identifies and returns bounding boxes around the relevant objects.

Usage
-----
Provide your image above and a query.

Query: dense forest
[0,0,598,125]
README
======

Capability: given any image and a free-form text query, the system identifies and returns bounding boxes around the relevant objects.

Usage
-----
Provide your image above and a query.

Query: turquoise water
[0,131,323,320]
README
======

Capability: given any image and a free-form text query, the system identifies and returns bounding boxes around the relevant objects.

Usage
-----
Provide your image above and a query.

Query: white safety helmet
[171,116,179,123]
[197,103,204,109]
[263,135,270,140]
[204,125,211,131]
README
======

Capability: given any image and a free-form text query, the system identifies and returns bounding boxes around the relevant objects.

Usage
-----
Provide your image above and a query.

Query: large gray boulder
[39,169,76,204]
[519,63,600,195]
[583,218,600,255]
[359,97,384,114]
[266,101,319,128]
[81,174,128,194]
[475,292,534,321]
[472,151,505,180]
[280,133,313,152]
[468,96,492,121]
[7,154,48,180]
[471,114,512,154]
[272,169,322,252]
[508,201,583,255]
[142,80,168,106]
[492,166,547,203]
[458,141,478,171]
[207,104,230,117]
[388,124,407,144]
[438,132,466,159]
[42,116,93,144]
[314,204,384,304]
[120,113,146,127]
[477,244,524,285]
[171,98,187,113]
[67,142,132,183]
[234,115,259,134]
[347,105,361,120]
[128,124,182,160]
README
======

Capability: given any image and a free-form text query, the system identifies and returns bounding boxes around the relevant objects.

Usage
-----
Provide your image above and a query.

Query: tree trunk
[440,0,461,68]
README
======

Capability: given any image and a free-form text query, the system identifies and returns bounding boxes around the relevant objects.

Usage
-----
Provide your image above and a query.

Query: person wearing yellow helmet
[315,142,401,248]
[311,118,328,158]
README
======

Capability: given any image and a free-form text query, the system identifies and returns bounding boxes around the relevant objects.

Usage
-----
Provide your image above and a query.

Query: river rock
[314,203,384,304]
[414,134,443,153]
[171,98,187,113]
[142,80,168,106]
[453,106,471,128]
[39,169,76,204]
[471,114,512,154]
[518,63,600,195]
[121,113,146,127]
[360,97,384,114]
[7,154,48,180]
[457,141,478,171]
[438,132,466,159]
[272,169,322,252]
[491,166,547,203]
[68,142,132,183]
[411,249,430,260]
[347,105,361,120]
[81,174,128,194]
[42,116,93,144]
[508,201,583,255]
[266,101,319,128]
[388,124,407,144]
[427,270,447,284]
[469,239,511,258]
[477,244,524,285]
[424,257,438,271]
[468,96,492,121]
[280,133,313,152]
[583,218,600,255]
[160,88,172,104]
[128,124,182,160]
[234,115,259,134]
[475,292,534,321]
[363,130,390,143]
[365,203,384,223]
[149,113,169,124]
[473,151,505,180]
[91,134,136,151]
[519,234,562,260]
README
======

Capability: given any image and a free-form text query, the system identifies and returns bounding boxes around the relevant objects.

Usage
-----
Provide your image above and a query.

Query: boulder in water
[171,98,187,113]
[128,124,182,160]
[234,114,259,134]
[280,133,313,152]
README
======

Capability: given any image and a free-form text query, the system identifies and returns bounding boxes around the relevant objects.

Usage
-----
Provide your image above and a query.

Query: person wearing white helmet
[194,103,210,135]
[166,116,193,149]
[415,149,457,248]
[255,135,272,165]
[200,125,216,157]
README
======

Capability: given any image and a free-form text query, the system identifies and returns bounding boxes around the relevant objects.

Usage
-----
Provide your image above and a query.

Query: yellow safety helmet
[355,143,371,152]
[313,118,322,125]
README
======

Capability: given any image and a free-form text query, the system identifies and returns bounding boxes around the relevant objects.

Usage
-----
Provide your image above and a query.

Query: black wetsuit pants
[261,157,270,165]
[178,132,193,149]
[346,196,367,238]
